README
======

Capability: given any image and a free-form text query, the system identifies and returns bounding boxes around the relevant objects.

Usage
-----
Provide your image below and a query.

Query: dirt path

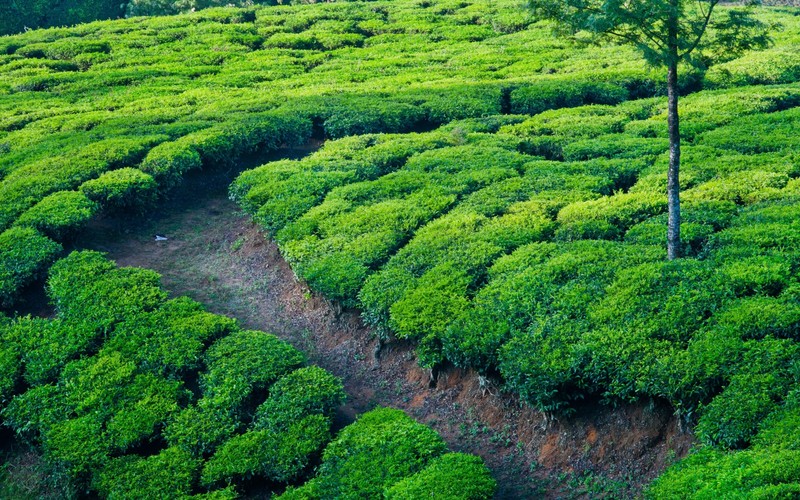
[75,149,693,498]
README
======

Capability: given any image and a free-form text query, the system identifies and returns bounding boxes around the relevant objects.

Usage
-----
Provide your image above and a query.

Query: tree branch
[680,0,719,58]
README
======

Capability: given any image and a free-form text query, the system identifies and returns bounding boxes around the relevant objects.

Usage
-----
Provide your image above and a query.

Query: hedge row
[1,251,340,496]
[0,227,62,309]
[280,408,496,500]
[647,389,800,498]
[1,251,494,498]
[233,80,800,498]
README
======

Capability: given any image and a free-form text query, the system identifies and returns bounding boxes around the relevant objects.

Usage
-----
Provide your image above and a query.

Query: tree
[0,0,124,36]
[528,0,772,259]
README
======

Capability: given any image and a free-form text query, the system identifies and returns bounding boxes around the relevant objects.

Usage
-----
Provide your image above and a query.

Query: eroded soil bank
[73,149,694,498]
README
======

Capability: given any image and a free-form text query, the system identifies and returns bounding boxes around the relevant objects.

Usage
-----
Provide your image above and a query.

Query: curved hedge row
[0,251,493,498]
[280,408,496,500]
[1,251,338,496]
[234,82,800,495]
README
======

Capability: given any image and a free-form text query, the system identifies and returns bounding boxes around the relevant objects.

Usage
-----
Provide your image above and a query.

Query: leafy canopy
[528,0,773,67]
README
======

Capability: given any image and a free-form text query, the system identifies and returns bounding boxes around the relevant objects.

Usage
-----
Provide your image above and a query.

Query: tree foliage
[527,0,772,68]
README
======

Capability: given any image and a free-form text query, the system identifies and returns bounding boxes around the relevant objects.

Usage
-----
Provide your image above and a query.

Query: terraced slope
[233,83,800,495]
[1,0,799,496]
[2,0,797,307]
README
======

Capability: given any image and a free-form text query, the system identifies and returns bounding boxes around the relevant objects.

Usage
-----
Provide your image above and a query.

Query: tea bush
[253,366,345,432]
[0,227,62,308]
[201,415,331,486]
[139,141,204,190]
[510,80,629,115]
[14,191,98,241]
[385,453,497,500]
[279,407,451,499]
[201,330,306,409]
[647,390,800,498]
[79,168,158,211]
[95,447,200,499]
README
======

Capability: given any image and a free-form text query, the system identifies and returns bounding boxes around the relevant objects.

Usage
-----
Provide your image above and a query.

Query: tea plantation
[1,0,800,496]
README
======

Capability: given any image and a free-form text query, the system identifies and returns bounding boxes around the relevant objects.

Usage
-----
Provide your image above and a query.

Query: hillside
[1,0,800,497]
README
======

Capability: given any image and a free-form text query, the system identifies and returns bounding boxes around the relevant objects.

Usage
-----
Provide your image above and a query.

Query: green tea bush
[104,381,188,453]
[322,99,425,138]
[360,180,560,352]
[562,136,668,161]
[43,39,112,61]
[139,140,203,190]
[504,104,639,141]
[43,413,111,478]
[253,366,345,432]
[47,251,166,331]
[95,447,200,499]
[79,168,158,211]
[280,407,448,499]
[230,132,450,231]
[493,241,663,410]
[201,330,306,408]
[14,191,98,241]
[622,200,737,255]
[625,85,800,140]
[193,111,312,165]
[0,319,20,408]
[714,296,800,341]
[201,415,331,486]
[385,453,497,500]
[510,80,629,115]
[705,49,800,88]
[624,221,714,256]
[296,253,371,305]
[388,264,472,363]
[0,227,62,308]
[557,192,668,240]
[5,317,98,387]
[695,339,799,449]
[717,255,794,297]
[591,259,729,346]
[277,144,525,304]
[103,297,239,376]
[696,107,800,155]
[24,353,187,477]
[407,84,504,123]
[648,391,800,498]
[684,170,790,205]
[163,402,240,458]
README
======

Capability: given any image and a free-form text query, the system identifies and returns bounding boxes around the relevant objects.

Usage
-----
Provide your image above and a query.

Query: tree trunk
[666,60,681,260]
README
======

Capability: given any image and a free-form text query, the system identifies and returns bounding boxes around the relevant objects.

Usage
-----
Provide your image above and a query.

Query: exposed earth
[67,146,695,498]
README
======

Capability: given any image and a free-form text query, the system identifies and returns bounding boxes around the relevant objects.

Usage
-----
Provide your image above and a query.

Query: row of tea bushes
[3,1,797,309]
[233,80,800,495]
[277,143,529,305]
[0,227,62,308]
[0,251,494,498]
[279,408,496,500]
[647,389,800,498]
[0,108,313,309]
[0,251,330,495]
